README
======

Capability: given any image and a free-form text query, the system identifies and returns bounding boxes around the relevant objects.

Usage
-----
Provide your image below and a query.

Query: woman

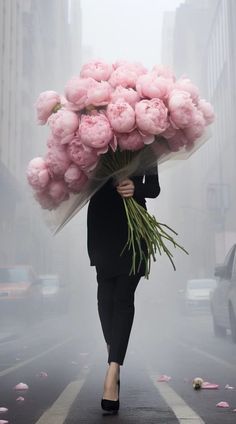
[87,164,160,413]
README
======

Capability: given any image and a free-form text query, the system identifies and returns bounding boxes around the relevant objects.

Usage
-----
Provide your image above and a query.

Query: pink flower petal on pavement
[216,401,230,408]
[36,371,48,379]
[202,382,219,389]
[16,397,25,404]
[157,374,172,382]
[14,383,29,391]
[0,408,8,413]
[0,420,9,424]
[233,409,236,412]
[225,384,234,390]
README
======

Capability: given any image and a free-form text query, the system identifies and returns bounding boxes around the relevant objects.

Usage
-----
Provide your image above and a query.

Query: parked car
[39,274,69,314]
[210,244,236,343]
[183,278,217,313]
[0,265,42,321]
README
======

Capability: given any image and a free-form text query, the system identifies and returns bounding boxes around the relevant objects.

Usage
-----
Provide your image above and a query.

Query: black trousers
[96,272,141,366]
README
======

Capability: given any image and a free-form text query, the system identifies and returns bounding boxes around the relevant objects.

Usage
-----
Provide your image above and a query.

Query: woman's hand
[116,178,135,198]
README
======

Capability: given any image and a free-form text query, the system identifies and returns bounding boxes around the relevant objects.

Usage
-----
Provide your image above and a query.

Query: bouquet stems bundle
[101,148,188,278]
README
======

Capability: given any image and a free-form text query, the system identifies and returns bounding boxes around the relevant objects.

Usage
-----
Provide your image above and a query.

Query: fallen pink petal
[14,383,29,391]
[157,374,172,382]
[225,384,235,390]
[233,409,236,412]
[0,408,8,413]
[16,397,25,404]
[0,420,9,424]
[216,401,230,408]
[202,382,219,389]
[36,371,48,379]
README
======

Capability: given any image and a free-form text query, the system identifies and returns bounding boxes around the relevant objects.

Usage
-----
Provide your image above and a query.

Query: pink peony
[48,180,69,205]
[35,180,69,210]
[174,78,200,104]
[106,101,135,133]
[79,113,113,153]
[183,111,205,142]
[197,99,215,124]
[87,80,112,107]
[80,60,113,81]
[34,190,56,210]
[64,164,88,192]
[68,138,99,172]
[152,65,176,81]
[46,134,61,149]
[27,157,50,191]
[168,89,199,129]
[117,130,146,151]
[111,86,140,108]
[109,65,140,89]
[112,60,147,74]
[35,90,61,125]
[64,76,96,111]
[161,124,177,139]
[48,109,79,144]
[45,146,71,177]
[167,130,188,151]
[136,73,172,100]
[113,59,130,69]
[135,98,169,135]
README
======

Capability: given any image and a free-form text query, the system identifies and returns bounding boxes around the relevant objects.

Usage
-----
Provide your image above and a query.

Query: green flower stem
[120,195,189,278]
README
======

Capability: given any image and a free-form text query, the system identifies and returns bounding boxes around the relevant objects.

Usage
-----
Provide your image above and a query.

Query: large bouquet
[27,60,214,278]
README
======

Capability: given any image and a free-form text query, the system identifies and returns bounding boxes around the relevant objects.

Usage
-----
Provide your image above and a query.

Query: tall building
[201,0,236,261]
[161,0,236,282]
[0,0,83,278]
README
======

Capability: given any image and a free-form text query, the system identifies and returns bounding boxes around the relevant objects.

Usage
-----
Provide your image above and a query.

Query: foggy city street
[0,0,236,423]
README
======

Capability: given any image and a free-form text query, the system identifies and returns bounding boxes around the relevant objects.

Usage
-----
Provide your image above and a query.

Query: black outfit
[87,165,160,365]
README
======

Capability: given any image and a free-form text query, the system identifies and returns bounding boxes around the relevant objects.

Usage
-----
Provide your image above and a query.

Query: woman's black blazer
[87,165,161,277]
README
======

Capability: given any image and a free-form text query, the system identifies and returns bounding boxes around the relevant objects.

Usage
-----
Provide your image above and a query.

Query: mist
[0,1,236,423]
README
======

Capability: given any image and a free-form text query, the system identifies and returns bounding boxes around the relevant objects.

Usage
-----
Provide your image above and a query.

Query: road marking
[35,368,90,424]
[35,343,103,424]
[147,366,205,424]
[0,335,79,377]
[177,340,236,372]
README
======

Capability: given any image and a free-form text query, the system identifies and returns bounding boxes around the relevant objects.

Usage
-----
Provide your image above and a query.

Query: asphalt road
[0,301,236,424]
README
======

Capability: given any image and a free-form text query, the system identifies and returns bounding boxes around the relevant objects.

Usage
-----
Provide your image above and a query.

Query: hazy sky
[80,0,183,67]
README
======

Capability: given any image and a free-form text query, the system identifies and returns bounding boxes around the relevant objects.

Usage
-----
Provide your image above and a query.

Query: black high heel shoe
[101,378,120,413]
